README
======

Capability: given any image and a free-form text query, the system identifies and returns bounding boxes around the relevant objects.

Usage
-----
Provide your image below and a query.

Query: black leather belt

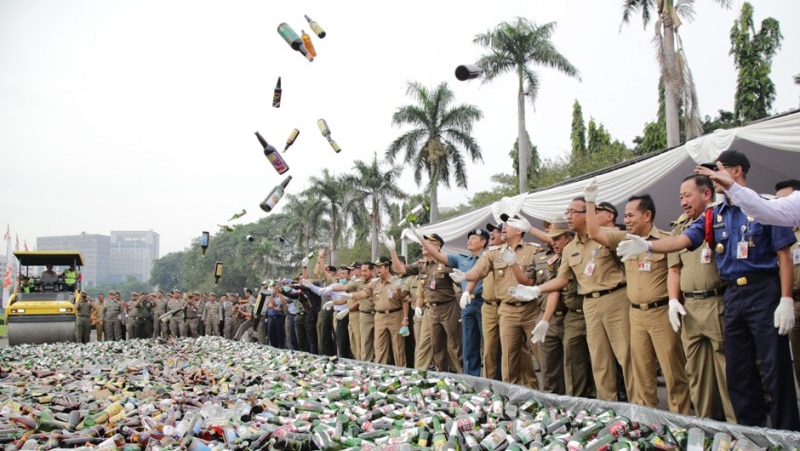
[504,301,533,307]
[359,310,375,315]
[584,284,626,299]
[376,308,401,314]
[483,300,500,306]
[630,298,669,310]
[683,287,725,299]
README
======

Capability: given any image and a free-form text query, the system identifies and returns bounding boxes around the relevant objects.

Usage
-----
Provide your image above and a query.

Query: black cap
[423,233,445,247]
[374,256,392,267]
[468,228,490,242]
[596,202,618,220]
[715,149,750,174]
[486,222,503,232]
[326,265,337,272]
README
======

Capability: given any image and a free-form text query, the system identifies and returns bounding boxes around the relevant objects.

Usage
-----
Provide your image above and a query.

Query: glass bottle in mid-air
[260,175,293,212]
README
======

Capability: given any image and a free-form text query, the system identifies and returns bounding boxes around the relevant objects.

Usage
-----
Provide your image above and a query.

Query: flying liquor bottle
[398,204,430,227]
[301,30,317,58]
[260,175,293,213]
[255,131,289,174]
[317,118,331,138]
[200,231,210,257]
[277,22,313,61]
[284,128,300,152]
[304,15,326,38]
[272,77,282,108]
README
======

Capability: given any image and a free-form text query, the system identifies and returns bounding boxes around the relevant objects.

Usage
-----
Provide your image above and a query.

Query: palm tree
[343,153,406,260]
[305,169,356,265]
[621,0,731,147]
[473,17,580,193]
[279,193,326,259]
[386,81,483,223]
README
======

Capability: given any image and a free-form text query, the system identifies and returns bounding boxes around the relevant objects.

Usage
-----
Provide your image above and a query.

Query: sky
[1,0,798,257]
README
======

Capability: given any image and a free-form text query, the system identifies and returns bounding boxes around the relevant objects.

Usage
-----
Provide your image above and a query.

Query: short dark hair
[361,262,375,270]
[628,194,656,221]
[572,196,586,203]
[775,179,800,192]
[682,174,714,193]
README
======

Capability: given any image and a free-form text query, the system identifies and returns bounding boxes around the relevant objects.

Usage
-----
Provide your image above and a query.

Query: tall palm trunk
[662,12,681,148]
[370,198,380,261]
[517,66,529,193]
[429,162,439,223]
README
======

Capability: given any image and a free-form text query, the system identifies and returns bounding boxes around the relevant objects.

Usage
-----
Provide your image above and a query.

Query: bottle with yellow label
[304,15,326,38]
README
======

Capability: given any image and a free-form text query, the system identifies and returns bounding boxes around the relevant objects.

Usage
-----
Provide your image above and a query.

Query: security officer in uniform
[167,290,185,338]
[203,293,221,336]
[184,293,200,338]
[414,226,489,377]
[667,174,736,422]
[153,290,168,339]
[134,293,154,339]
[457,214,542,387]
[481,223,505,381]
[586,191,690,413]
[386,233,462,373]
[617,151,800,430]
[103,291,123,341]
[221,293,235,339]
[328,262,368,360]
[518,197,634,402]
[92,293,105,342]
[75,291,94,343]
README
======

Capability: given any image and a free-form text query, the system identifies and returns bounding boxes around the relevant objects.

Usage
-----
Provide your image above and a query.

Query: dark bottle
[260,176,293,212]
[255,131,289,174]
[277,23,312,61]
[304,15,326,38]
[272,77,282,108]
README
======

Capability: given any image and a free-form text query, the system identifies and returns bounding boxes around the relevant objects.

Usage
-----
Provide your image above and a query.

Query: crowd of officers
[70,150,800,431]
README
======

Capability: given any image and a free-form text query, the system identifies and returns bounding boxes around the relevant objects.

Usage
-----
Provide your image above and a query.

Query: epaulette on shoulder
[487,245,503,251]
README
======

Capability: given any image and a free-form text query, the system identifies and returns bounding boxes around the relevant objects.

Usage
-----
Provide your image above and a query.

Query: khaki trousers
[630,304,691,414]
[428,301,462,374]
[359,311,375,363]
[374,310,406,367]
[682,296,736,422]
[498,302,541,388]
[414,310,433,370]
[348,311,361,360]
[563,310,595,398]
[583,289,634,401]
[482,301,502,380]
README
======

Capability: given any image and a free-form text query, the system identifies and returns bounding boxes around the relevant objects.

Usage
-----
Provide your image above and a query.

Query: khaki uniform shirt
[471,241,540,303]
[605,227,670,303]
[104,298,122,321]
[557,230,626,296]
[167,298,185,319]
[362,277,404,311]
[404,261,457,305]
[481,245,502,301]
[204,300,221,319]
[345,277,368,311]
[76,298,93,317]
[534,249,572,312]
[92,301,104,325]
[668,213,725,292]
[153,296,167,316]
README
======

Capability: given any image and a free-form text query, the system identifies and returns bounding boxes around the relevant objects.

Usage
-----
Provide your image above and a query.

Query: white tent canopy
[403,110,800,255]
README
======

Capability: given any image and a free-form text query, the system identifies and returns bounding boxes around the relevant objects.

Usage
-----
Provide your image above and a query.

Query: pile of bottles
[0,337,789,450]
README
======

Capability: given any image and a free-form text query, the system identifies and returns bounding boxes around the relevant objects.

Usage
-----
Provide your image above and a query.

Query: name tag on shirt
[430,279,436,290]
[637,261,651,272]
[737,241,749,260]
[583,262,595,276]
[700,248,712,264]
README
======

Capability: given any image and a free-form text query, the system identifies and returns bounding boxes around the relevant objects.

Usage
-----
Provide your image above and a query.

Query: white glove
[584,178,598,203]
[499,247,516,265]
[459,291,472,309]
[301,257,309,267]
[616,234,651,262]
[320,286,333,295]
[415,306,424,318]
[774,296,795,335]
[338,292,353,300]
[322,301,334,310]
[509,284,540,301]
[667,299,686,333]
[531,320,549,343]
[336,309,349,320]
[381,233,396,251]
[450,269,466,283]
[409,224,425,243]
[507,216,531,233]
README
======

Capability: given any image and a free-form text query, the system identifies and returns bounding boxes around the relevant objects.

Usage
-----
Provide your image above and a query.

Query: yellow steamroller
[4,251,83,346]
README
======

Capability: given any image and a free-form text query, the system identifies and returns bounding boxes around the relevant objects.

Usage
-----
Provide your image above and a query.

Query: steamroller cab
[5,251,83,346]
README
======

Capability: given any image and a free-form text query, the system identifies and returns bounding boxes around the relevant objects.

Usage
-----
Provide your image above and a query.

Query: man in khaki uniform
[328,262,367,360]
[344,257,409,366]
[387,233,462,373]
[204,292,221,336]
[457,214,541,387]
[517,197,634,402]
[585,190,690,414]
[152,290,167,339]
[167,290,185,338]
[667,174,735,421]
[92,293,105,342]
[75,292,94,343]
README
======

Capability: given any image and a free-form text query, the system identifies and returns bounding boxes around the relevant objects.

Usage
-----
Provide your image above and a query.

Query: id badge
[584,262,595,276]
[637,261,651,272]
[430,279,436,290]
[794,248,800,265]
[737,241,749,259]
[700,248,712,264]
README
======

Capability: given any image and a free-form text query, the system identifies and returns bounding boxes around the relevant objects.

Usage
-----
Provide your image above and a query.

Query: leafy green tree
[622,0,731,147]
[342,153,406,261]
[508,132,538,189]
[150,251,184,291]
[701,109,738,134]
[474,18,580,193]
[729,2,783,123]
[305,169,351,265]
[386,81,483,223]
[587,118,612,155]
[279,193,326,259]
[571,100,587,159]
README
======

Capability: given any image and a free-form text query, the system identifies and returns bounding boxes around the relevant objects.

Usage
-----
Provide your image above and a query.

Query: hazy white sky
[1,0,798,256]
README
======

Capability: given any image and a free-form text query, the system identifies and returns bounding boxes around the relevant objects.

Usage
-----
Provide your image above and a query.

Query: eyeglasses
[564,209,586,216]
